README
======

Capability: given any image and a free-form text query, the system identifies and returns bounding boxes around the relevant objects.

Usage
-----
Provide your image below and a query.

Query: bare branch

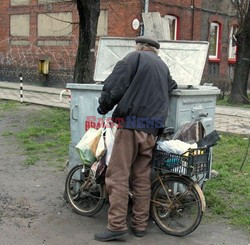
[234,0,250,30]
[44,13,79,25]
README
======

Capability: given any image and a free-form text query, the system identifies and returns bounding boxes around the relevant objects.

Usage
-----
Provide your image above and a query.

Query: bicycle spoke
[180,200,200,206]
[81,191,103,199]
[175,188,192,202]
[157,172,172,204]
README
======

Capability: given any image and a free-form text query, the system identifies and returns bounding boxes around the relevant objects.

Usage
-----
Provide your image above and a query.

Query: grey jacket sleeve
[168,73,178,92]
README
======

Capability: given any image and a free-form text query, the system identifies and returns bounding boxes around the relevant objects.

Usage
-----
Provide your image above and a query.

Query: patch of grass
[217,94,250,109]
[0,100,20,111]
[205,134,250,231]
[25,156,40,165]
[2,131,13,136]
[16,107,70,169]
[47,158,68,171]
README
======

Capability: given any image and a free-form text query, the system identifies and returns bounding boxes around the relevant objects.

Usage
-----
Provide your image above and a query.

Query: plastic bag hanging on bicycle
[90,126,107,179]
[105,124,117,166]
[91,121,117,181]
[75,127,102,165]
[95,127,106,159]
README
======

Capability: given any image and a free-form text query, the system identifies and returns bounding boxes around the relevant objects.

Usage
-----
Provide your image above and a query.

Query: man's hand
[97,106,106,115]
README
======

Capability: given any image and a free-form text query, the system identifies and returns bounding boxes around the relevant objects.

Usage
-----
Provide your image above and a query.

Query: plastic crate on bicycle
[153,130,220,177]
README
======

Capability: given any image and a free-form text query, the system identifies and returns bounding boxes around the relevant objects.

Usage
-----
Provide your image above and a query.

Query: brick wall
[200,0,239,91]
[0,0,239,89]
[103,0,202,41]
[0,0,79,87]
[101,0,142,37]
[149,0,202,41]
[0,1,9,52]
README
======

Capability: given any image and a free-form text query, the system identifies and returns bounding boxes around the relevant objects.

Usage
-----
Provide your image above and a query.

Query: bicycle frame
[90,167,206,213]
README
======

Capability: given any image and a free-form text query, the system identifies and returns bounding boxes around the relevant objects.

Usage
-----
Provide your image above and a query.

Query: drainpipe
[191,0,195,40]
[144,0,149,13]
[141,0,150,35]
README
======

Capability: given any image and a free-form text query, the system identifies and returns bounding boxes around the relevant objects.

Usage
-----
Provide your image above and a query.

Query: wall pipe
[191,0,195,40]
[144,0,149,13]
[140,0,150,35]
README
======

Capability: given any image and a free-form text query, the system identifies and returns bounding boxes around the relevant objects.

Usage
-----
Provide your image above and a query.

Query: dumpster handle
[199,112,208,118]
[71,105,78,120]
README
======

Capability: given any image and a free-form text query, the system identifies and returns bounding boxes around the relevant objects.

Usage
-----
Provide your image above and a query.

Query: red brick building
[0,0,79,87]
[0,0,239,90]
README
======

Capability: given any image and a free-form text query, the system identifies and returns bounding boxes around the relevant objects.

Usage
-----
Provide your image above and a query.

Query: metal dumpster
[67,37,220,177]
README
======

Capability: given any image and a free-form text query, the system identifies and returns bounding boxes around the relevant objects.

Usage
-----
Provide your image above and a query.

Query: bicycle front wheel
[151,176,203,236]
[65,165,105,216]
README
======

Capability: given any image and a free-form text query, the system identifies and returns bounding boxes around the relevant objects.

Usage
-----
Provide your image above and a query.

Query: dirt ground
[0,102,249,245]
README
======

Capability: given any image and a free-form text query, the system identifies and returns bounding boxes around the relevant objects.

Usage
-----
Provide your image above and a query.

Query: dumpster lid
[94,37,209,87]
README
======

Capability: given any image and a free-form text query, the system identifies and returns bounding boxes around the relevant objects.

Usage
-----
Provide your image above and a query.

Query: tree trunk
[229,5,250,104]
[73,0,100,84]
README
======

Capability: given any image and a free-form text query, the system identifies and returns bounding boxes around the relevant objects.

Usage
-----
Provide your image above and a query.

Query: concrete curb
[215,106,250,118]
[0,82,70,108]
[0,81,64,95]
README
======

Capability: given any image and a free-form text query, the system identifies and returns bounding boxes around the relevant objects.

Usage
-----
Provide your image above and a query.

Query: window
[37,12,72,37]
[11,0,30,6]
[209,22,220,60]
[228,25,237,62]
[38,0,71,3]
[165,15,178,40]
[10,14,30,37]
[209,62,220,76]
[228,64,235,80]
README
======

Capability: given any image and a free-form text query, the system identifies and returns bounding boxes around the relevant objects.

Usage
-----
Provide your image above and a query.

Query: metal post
[68,89,71,103]
[19,73,23,103]
[60,89,71,103]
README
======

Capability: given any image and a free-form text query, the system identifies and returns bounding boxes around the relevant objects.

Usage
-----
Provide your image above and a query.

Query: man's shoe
[94,229,128,242]
[131,227,145,237]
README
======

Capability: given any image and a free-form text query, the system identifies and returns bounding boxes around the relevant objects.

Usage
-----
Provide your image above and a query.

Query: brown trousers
[105,129,156,232]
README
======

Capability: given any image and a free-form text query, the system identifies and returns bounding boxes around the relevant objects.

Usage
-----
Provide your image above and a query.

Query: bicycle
[65,129,213,237]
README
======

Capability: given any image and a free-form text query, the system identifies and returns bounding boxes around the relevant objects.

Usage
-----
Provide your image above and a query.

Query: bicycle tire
[65,165,105,216]
[150,176,203,236]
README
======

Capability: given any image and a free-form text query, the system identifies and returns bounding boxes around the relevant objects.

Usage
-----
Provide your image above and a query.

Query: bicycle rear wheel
[151,176,203,236]
[65,165,105,216]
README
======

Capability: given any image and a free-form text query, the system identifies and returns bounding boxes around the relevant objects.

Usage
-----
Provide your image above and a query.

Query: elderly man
[94,36,177,242]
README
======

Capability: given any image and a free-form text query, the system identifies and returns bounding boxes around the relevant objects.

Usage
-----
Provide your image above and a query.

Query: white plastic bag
[157,140,197,155]
[75,127,102,165]
[105,124,117,166]
[95,129,106,159]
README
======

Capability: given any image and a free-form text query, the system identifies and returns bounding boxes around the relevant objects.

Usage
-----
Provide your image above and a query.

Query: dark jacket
[98,50,177,136]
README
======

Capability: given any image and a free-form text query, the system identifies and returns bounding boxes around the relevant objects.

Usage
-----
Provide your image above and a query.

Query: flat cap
[135,36,160,49]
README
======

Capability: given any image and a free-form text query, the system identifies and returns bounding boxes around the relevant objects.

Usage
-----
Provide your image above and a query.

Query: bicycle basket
[152,147,209,177]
